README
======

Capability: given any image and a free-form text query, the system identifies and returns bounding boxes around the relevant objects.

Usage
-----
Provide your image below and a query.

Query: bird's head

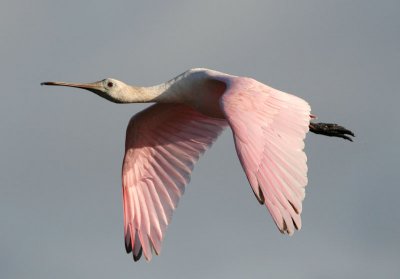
[41,78,127,103]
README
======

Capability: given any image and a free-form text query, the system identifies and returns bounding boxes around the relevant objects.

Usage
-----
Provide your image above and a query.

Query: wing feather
[122,103,226,261]
[122,74,311,262]
[220,77,311,235]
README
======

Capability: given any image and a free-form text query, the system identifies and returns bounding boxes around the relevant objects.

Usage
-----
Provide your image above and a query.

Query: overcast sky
[1,0,399,278]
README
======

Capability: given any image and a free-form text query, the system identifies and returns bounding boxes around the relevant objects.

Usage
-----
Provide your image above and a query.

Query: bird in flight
[42,68,354,262]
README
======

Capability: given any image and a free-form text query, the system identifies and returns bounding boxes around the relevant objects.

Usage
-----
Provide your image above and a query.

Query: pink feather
[122,76,310,261]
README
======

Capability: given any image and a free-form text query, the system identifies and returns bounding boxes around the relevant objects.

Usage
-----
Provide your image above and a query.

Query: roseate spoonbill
[41,68,354,262]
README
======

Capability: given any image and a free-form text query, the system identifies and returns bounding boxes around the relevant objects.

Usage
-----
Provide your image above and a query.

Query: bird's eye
[107,81,114,88]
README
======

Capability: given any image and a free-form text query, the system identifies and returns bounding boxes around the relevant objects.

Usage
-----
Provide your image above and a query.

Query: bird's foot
[309,122,355,141]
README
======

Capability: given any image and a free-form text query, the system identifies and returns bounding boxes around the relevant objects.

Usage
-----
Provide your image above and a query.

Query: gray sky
[1,0,399,278]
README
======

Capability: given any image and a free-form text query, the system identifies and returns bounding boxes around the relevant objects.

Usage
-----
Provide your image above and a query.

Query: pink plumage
[122,104,226,261]
[42,68,354,262]
[221,77,310,234]
[122,76,310,260]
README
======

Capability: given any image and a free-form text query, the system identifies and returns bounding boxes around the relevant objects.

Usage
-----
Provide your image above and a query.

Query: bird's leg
[309,122,355,141]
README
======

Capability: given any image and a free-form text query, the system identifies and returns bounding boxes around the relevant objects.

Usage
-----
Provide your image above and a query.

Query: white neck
[121,84,170,103]
[118,68,229,104]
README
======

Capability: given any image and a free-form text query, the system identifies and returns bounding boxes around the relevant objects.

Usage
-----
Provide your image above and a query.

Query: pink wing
[122,103,226,261]
[220,77,311,235]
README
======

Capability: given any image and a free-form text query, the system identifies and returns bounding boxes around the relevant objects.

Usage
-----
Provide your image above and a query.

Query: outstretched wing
[220,77,311,235]
[122,103,226,261]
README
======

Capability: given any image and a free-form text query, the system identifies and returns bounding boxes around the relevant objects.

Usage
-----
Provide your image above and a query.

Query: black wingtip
[125,228,132,253]
[125,239,132,254]
[133,247,143,262]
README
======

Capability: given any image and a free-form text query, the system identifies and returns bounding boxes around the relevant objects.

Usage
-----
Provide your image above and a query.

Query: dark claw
[309,122,355,141]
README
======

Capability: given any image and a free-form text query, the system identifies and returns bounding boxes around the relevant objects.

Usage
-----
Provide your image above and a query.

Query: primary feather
[122,103,226,261]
